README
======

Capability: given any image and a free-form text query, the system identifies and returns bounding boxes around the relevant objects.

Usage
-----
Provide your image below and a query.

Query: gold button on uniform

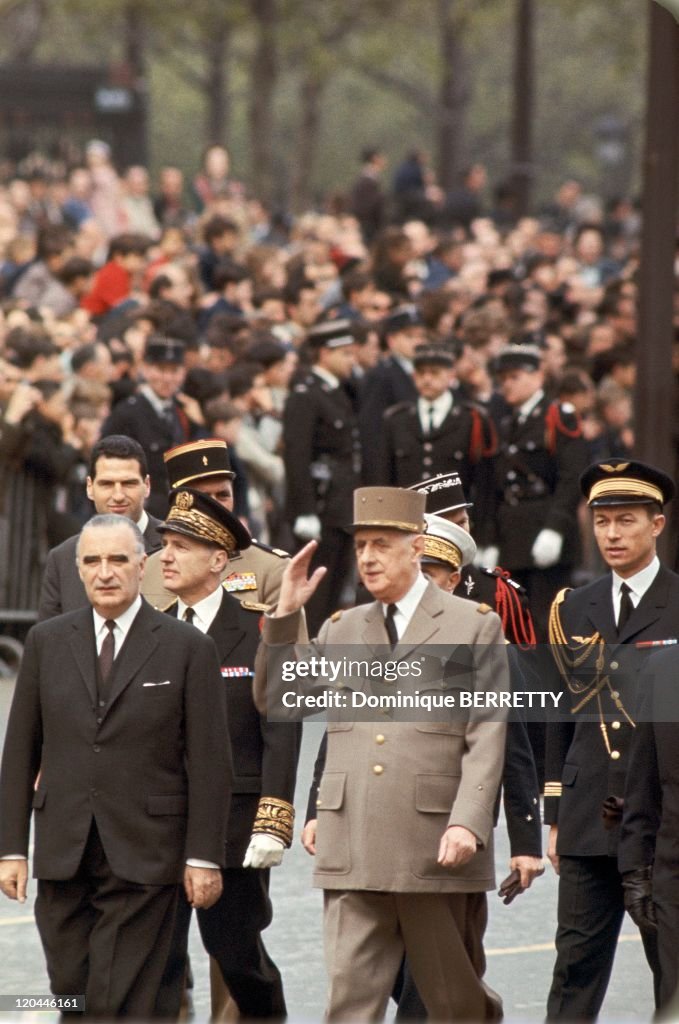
[610,661,619,670]
[611,721,621,731]
[375,734,386,744]
[373,764,384,775]
[610,750,621,760]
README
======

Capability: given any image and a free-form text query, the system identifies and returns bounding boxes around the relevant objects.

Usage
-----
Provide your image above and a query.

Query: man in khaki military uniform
[258,487,508,1021]
[142,438,289,609]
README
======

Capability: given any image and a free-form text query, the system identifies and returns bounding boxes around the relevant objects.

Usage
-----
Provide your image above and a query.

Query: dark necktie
[384,603,399,650]
[617,582,633,634]
[183,607,195,625]
[98,619,116,699]
[426,403,436,435]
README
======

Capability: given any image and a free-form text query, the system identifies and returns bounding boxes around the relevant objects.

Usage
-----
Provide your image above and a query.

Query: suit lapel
[105,600,160,712]
[397,581,442,659]
[208,591,247,663]
[618,567,670,643]
[585,576,617,642]
[361,601,389,655]
[69,610,99,705]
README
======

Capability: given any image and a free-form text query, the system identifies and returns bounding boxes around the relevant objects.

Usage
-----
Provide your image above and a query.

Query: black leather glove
[498,868,524,906]
[601,795,624,830]
[622,867,657,933]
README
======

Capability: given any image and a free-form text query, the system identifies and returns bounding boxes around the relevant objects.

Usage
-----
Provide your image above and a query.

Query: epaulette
[476,603,492,614]
[384,401,412,418]
[241,600,272,613]
[330,609,343,622]
[160,599,178,613]
[251,538,290,558]
[479,565,525,593]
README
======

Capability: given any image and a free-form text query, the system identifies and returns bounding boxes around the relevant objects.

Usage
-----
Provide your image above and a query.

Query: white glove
[242,834,285,869]
[531,528,563,568]
[293,514,322,542]
[474,545,500,569]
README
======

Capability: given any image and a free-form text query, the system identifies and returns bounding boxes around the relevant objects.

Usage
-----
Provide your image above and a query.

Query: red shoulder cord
[544,402,582,456]
[469,408,497,461]
[495,571,537,649]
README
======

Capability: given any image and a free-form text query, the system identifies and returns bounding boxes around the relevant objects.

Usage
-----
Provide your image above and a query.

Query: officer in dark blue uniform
[544,459,679,1020]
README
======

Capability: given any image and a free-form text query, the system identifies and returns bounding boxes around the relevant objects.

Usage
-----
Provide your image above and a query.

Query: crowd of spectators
[0,138,649,613]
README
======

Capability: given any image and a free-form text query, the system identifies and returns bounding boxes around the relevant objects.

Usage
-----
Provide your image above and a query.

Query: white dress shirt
[381,573,430,640]
[515,388,544,424]
[611,556,660,621]
[312,366,340,390]
[177,587,223,634]
[417,391,453,434]
[92,595,142,658]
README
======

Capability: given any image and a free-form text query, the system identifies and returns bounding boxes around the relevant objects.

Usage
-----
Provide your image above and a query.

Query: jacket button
[611,721,621,731]
[373,765,384,775]
[526,814,533,821]
[96,717,103,725]
[316,799,322,807]
[375,734,385,744]
[610,750,620,760]
[610,661,619,670]
[93,745,101,753]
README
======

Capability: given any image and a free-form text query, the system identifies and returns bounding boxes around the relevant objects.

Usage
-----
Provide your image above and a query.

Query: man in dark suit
[543,459,679,1020]
[0,514,230,1019]
[38,434,163,620]
[102,335,205,518]
[283,319,361,634]
[359,305,423,483]
[157,486,299,1018]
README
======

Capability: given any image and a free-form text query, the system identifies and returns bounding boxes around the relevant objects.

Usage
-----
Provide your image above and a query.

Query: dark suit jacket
[544,565,679,857]
[0,600,231,885]
[619,650,679,902]
[359,357,417,484]
[167,590,300,867]
[38,514,163,621]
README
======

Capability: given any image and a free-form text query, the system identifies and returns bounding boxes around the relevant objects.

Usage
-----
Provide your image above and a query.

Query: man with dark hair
[350,147,387,244]
[102,335,205,517]
[543,459,679,1021]
[198,216,240,291]
[38,434,163,620]
[283,319,361,634]
[0,514,230,1020]
[200,261,252,329]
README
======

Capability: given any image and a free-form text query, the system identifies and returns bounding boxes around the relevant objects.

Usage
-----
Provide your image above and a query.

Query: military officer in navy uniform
[157,487,300,1019]
[283,319,361,634]
[543,459,679,1020]
[102,335,205,519]
[359,304,423,483]
[487,344,588,639]
[377,345,496,537]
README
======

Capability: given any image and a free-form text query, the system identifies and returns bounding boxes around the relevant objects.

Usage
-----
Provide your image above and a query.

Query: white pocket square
[142,680,171,687]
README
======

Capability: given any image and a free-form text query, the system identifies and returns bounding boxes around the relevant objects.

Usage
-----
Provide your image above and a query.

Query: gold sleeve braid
[252,797,295,848]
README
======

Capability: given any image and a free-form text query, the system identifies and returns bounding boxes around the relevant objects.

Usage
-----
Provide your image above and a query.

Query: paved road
[0,682,653,1022]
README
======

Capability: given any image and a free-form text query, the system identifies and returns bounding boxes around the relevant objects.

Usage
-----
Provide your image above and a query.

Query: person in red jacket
[81,233,151,319]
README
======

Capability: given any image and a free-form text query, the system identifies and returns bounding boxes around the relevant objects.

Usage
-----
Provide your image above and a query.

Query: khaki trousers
[323,889,502,1022]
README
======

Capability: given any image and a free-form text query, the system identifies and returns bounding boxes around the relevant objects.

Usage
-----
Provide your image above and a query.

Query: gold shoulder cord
[548,590,635,753]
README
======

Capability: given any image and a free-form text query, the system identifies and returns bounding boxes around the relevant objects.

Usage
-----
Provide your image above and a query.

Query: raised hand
[276,541,327,617]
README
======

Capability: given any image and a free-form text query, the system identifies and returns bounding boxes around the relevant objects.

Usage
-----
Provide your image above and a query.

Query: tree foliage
[0,0,647,207]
